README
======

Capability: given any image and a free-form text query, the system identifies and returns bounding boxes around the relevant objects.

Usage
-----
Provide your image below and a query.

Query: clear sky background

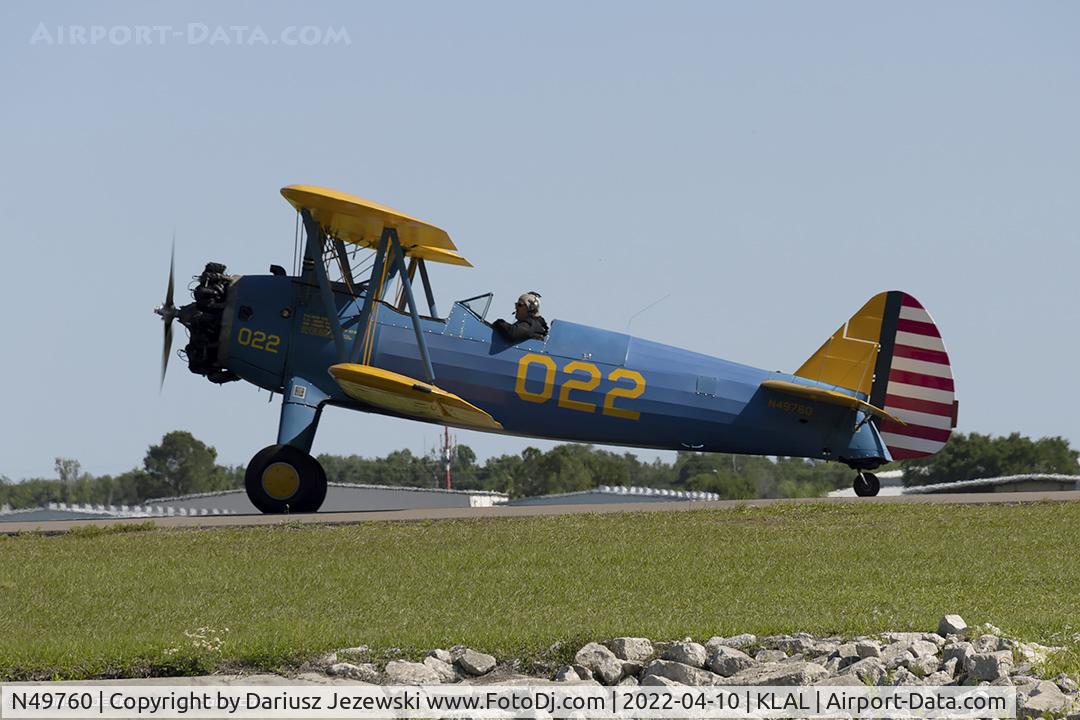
[1,2,1077,480]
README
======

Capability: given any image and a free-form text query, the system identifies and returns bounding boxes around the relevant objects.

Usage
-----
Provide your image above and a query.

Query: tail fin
[795,291,958,460]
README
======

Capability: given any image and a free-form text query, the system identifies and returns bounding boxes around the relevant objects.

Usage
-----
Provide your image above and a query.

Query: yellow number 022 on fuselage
[237,327,281,353]
[515,353,645,420]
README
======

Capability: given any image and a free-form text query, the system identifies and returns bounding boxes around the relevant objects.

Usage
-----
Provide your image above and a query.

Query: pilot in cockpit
[494,291,549,342]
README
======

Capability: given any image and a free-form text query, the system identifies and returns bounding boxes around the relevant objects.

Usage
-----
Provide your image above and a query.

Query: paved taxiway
[3,491,1078,535]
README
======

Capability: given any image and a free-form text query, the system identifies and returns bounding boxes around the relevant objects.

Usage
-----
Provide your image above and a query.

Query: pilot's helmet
[517,291,542,316]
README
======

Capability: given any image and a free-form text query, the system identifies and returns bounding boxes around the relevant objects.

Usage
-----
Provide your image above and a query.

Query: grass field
[1,501,1079,680]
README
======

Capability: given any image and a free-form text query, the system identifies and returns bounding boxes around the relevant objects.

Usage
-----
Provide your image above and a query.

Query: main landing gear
[245,444,328,513]
[853,471,880,497]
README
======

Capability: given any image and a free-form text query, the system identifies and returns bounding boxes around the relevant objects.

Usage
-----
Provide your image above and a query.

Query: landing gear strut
[244,444,328,513]
[853,471,880,497]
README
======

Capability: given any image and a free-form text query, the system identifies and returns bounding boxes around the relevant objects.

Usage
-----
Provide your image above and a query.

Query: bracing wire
[292,211,300,276]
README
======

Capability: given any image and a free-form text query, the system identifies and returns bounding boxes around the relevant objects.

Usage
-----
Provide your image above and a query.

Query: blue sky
[1,2,1077,479]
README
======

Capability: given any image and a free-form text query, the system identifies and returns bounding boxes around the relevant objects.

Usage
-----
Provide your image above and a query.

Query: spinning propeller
[153,238,178,389]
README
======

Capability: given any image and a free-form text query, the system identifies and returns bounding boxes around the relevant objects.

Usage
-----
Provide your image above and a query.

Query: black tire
[853,471,880,497]
[244,444,327,514]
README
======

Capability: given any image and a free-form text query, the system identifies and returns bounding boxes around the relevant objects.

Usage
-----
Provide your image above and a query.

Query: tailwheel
[245,444,327,514]
[853,471,880,497]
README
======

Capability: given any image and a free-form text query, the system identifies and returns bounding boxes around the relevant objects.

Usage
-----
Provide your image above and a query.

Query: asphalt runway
[3,491,1078,535]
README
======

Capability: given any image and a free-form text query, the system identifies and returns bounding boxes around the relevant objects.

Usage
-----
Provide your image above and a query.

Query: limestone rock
[968,651,1012,682]
[755,649,788,663]
[385,660,441,684]
[641,674,683,687]
[660,640,708,668]
[327,662,379,682]
[553,665,581,682]
[706,646,755,677]
[937,614,967,637]
[841,657,886,685]
[1019,677,1071,716]
[608,637,654,663]
[617,675,639,687]
[924,670,954,686]
[573,642,623,685]
[855,641,882,659]
[427,648,454,664]
[726,661,830,686]
[642,659,723,686]
[423,656,459,683]
[890,667,922,686]
[909,639,940,658]
[943,641,974,666]
[456,649,497,676]
[572,664,594,681]
[706,633,756,652]
[973,634,1003,654]
[907,654,940,677]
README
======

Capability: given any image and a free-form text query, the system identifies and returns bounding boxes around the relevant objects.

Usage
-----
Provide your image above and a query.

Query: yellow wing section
[761,379,905,426]
[281,185,471,267]
[329,364,502,431]
[794,292,886,396]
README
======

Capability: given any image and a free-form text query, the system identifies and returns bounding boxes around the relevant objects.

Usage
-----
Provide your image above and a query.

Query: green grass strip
[1,502,1078,680]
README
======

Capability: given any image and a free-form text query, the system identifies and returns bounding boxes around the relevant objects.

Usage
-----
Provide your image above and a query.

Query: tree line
[1,431,1075,510]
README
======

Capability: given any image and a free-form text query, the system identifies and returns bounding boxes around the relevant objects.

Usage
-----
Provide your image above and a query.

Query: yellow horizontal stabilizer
[329,364,502,431]
[282,185,470,266]
[761,379,906,426]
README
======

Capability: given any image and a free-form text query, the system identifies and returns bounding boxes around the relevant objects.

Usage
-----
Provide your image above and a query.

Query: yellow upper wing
[281,185,471,267]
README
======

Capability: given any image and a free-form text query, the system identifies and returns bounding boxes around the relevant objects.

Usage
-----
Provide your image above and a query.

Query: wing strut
[390,233,436,383]
[345,227,437,383]
[301,210,347,362]
[417,259,439,317]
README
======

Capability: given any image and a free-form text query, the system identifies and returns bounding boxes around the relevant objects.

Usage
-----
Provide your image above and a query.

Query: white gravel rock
[1019,677,1071,716]
[573,642,623,685]
[327,662,379,682]
[937,614,968,637]
[385,660,441,684]
[840,657,886,685]
[727,661,830,686]
[608,637,654,663]
[553,665,581,682]
[889,667,922,686]
[660,640,708,668]
[907,654,940,677]
[973,634,1003,653]
[706,633,756,651]
[427,648,453,664]
[423,656,459,683]
[924,670,954,686]
[909,639,940,658]
[968,651,1012,681]
[855,641,882,659]
[943,641,974,666]
[642,659,723,686]
[456,649,497,676]
[706,646,756,677]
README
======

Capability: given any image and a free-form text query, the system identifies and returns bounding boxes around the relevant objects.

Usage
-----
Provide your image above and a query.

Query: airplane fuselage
[205,275,888,468]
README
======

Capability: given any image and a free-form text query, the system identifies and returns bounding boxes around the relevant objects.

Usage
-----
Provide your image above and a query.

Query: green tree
[143,431,229,498]
[901,432,1079,486]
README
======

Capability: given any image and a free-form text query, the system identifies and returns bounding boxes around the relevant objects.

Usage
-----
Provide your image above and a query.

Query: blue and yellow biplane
[156,186,958,512]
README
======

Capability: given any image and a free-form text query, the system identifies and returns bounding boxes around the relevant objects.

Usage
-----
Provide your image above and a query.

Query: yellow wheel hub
[262,462,300,500]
